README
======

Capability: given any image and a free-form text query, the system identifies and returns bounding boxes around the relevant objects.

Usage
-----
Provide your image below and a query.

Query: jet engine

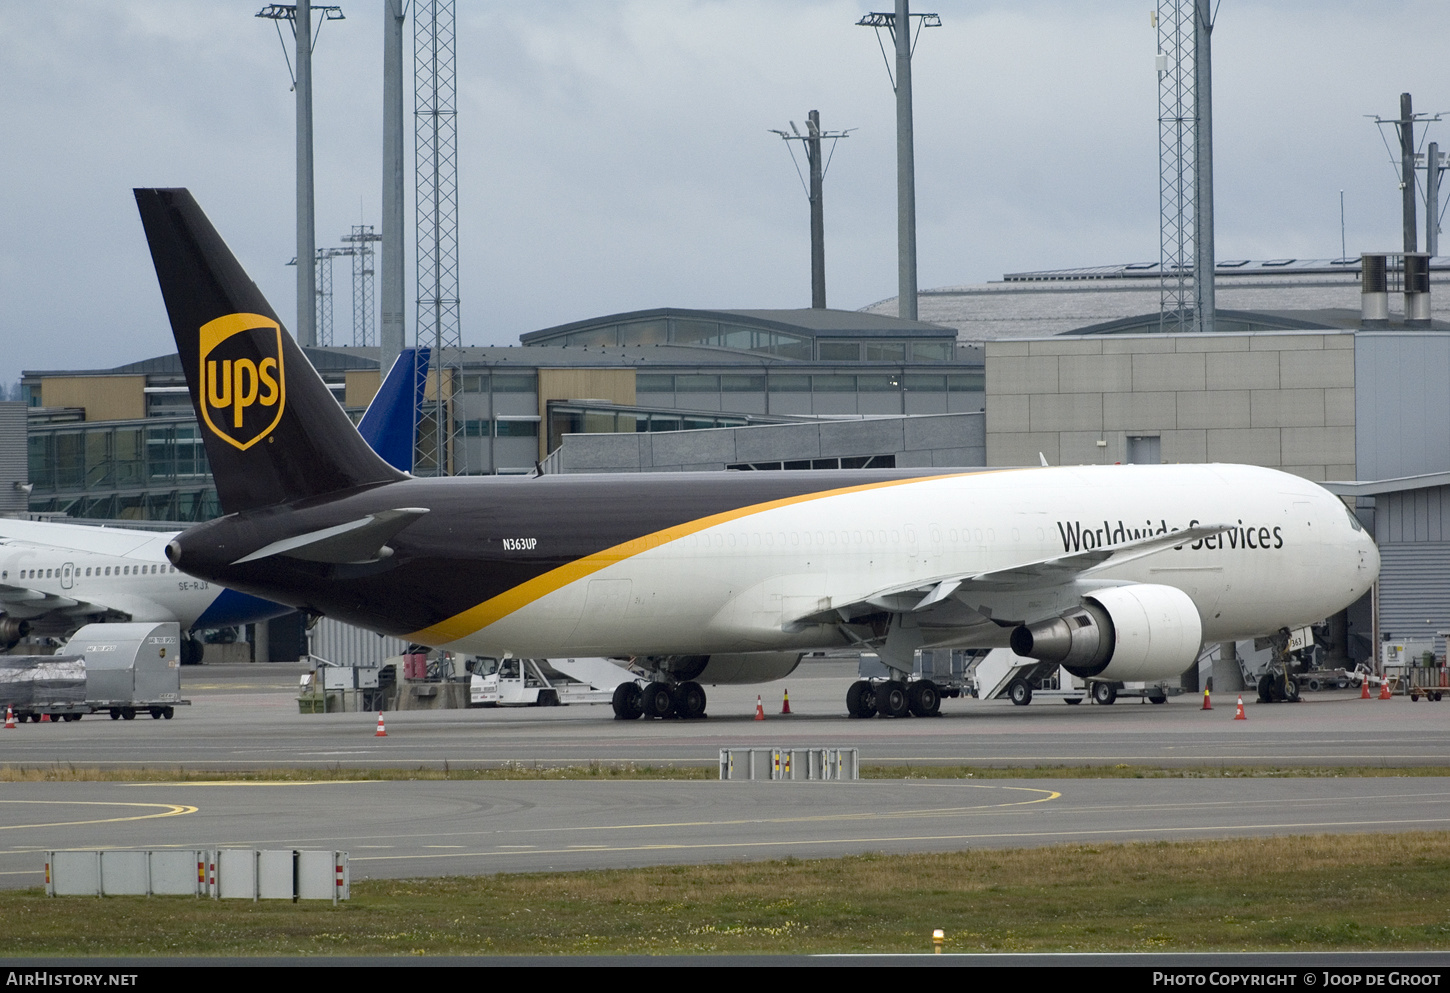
[1008,584,1202,683]
[650,651,804,685]
[0,616,29,651]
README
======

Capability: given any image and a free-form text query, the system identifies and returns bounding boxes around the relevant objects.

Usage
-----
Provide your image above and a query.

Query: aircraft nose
[1358,530,1381,587]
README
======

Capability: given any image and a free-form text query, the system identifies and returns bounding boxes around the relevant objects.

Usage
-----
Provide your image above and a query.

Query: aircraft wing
[0,582,97,621]
[808,522,1232,624]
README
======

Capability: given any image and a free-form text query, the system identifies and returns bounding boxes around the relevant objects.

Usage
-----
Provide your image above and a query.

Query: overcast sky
[2,1,1447,387]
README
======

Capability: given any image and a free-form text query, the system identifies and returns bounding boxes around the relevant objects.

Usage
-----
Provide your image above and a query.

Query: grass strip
[5,832,1450,956]
[4,763,1450,782]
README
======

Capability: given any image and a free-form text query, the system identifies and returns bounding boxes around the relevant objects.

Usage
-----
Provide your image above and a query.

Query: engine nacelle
[1009,584,1202,683]
[657,651,804,686]
[0,616,29,651]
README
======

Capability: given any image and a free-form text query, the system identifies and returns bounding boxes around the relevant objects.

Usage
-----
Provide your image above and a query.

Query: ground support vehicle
[963,649,1092,706]
[68,621,187,721]
[0,622,188,722]
[1402,665,1446,702]
[0,654,87,721]
[962,649,1182,707]
[1295,666,1366,692]
[470,657,620,708]
[1079,678,1180,706]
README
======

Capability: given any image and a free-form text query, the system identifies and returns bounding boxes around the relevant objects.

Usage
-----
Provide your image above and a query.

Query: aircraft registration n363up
[136,189,1380,720]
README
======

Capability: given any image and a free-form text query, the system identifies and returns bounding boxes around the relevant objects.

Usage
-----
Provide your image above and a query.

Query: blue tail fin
[357,348,430,474]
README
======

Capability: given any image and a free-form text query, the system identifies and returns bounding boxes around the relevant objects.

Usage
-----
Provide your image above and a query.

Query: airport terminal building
[16,307,981,517]
[10,258,1450,663]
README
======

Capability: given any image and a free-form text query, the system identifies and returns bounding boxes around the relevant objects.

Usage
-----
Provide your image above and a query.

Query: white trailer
[469,657,622,708]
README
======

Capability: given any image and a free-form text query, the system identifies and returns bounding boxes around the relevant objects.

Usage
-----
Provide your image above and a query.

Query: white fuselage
[0,520,227,632]
[450,464,1378,660]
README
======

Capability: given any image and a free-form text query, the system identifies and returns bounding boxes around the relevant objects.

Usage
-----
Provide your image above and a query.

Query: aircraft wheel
[611,682,643,721]
[1008,679,1032,707]
[907,680,940,717]
[641,681,676,720]
[674,681,706,719]
[1091,682,1117,705]
[845,680,877,718]
[1257,674,1277,703]
[876,680,910,718]
[1280,676,1301,703]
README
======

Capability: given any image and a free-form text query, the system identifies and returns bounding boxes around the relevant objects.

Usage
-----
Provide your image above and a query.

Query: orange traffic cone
[1234,695,1246,720]
[374,711,388,737]
[4,707,14,729]
[1201,688,1212,711]
[781,688,792,715]
[754,696,765,721]
[1361,678,1372,700]
[1380,677,1393,700]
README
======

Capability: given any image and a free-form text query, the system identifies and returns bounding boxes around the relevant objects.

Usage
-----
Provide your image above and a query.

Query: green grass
[7,833,1450,956]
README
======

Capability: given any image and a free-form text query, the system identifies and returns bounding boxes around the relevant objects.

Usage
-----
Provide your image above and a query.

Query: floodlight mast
[771,111,853,309]
[1371,94,1443,254]
[256,2,346,349]
[381,0,408,374]
[857,3,940,322]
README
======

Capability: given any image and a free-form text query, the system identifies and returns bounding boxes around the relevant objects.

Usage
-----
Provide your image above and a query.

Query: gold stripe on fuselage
[405,469,999,645]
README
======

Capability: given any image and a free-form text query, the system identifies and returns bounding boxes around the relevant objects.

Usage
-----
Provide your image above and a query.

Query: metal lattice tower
[414,0,463,476]
[1155,0,1215,334]
[290,247,349,347]
[342,225,381,347]
[1156,0,1195,332]
[316,249,336,346]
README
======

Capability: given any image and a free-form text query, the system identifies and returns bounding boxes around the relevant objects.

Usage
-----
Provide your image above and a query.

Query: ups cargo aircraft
[136,188,1380,720]
[0,346,428,658]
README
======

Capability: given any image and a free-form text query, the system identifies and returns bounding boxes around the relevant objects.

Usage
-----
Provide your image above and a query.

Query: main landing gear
[612,680,708,720]
[846,678,942,718]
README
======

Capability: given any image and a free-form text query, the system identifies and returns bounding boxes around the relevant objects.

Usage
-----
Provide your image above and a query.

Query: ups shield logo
[198,313,286,450]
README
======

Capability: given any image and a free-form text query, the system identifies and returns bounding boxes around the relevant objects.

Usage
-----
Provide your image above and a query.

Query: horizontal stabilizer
[232,508,429,565]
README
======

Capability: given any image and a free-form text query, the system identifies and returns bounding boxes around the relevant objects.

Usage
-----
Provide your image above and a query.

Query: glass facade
[27,417,218,521]
[546,401,778,455]
[543,318,960,364]
[635,371,980,395]
[548,316,815,360]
